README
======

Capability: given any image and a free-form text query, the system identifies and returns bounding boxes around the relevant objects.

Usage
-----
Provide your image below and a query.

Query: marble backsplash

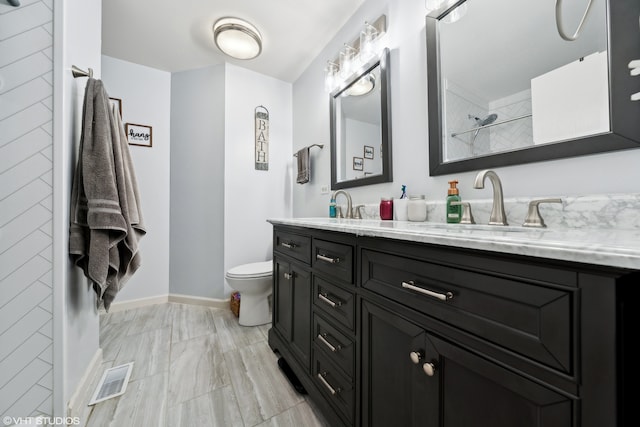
[345,193,640,230]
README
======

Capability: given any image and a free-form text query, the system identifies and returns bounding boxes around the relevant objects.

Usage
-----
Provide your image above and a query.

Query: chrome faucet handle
[522,198,562,228]
[450,201,475,224]
[353,205,365,219]
[336,206,344,218]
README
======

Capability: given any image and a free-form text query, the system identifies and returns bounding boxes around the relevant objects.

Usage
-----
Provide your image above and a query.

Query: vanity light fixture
[344,74,376,96]
[324,15,387,93]
[213,17,262,60]
[325,61,339,93]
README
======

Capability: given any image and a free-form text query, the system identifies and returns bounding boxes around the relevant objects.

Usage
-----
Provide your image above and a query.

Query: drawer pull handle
[316,253,340,264]
[318,293,342,308]
[318,333,341,352]
[283,272,292,280]
[317,371,340,395]
[281,242,296,249]
[401,281,453,301]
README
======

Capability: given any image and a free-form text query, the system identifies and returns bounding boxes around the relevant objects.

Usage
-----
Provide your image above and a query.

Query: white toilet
[225,260,273,326]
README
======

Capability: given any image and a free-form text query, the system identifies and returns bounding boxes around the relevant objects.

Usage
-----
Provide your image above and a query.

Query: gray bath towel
[69,78,146,311]
[296,147,310,184]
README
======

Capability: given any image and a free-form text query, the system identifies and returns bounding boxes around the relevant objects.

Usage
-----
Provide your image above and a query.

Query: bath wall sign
[125,123,152,147]
[255,105,269,170]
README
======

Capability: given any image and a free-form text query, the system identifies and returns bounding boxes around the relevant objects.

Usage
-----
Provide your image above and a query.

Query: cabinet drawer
[313,314,355,379]
[313,276,355,331]
[313,239,354,284]
[313,350,354,423]
[274,229,311,264]
[361,248,574,374]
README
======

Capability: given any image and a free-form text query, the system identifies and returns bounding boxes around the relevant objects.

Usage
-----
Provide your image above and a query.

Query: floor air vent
[88,362,134,405]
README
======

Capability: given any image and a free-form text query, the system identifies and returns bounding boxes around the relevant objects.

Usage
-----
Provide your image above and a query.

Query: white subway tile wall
[0,0,54,419]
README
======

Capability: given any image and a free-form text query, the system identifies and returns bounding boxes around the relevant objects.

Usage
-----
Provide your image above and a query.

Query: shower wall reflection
[444,81,533,161]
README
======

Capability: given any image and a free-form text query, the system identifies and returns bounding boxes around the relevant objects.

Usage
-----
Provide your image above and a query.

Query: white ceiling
[101,0,365,83]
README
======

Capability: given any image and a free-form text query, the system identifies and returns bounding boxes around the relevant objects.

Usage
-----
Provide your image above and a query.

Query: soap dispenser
[446,180,462,224]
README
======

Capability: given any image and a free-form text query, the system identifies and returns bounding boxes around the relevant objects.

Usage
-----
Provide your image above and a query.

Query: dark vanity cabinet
[268,224,635,427]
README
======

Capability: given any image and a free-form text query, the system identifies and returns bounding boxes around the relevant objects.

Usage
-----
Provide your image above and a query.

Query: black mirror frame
[331,48,392,190]
[427,0,640,176]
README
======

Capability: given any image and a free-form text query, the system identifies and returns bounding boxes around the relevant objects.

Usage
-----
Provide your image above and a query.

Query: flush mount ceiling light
[213,17,262,60]
[345,74,376,96]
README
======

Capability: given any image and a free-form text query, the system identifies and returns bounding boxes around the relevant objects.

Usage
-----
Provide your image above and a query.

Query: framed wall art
[255,105,269,170]
[353,157,364,171]
[364,145,374,159]
[109,97,122,117]
[125,123,152,147]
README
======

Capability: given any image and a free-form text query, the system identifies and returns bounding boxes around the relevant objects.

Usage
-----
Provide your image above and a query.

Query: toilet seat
[226,260,272,279]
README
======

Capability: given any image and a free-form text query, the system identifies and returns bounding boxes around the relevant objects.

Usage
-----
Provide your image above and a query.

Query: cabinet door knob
[409,351,423,364]
[423,362,436,377]
[283,272,292,280]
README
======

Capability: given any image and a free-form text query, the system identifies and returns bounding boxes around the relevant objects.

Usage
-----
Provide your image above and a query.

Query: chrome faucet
[473,170,508,226]
[331,190,353,219]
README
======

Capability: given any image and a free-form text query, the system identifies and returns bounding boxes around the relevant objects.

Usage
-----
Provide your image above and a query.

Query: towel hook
[72,65,93,78]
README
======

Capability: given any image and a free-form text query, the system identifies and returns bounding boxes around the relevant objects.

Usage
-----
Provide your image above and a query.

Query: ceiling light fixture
[213,17,262,60]
[345,74,376,97]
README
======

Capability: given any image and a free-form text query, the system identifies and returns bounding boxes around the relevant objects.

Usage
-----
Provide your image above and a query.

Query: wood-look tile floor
[84,302,330,427]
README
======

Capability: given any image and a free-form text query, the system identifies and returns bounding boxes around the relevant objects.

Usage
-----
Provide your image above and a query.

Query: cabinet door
[361,301,435,427]
[430,333,575,427]
[290,263,311,369]
[273,258,311,370]
[273,258,292,340]
[362,300,576,427]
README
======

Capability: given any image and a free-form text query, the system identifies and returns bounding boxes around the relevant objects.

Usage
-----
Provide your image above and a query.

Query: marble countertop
[268,218,640,270]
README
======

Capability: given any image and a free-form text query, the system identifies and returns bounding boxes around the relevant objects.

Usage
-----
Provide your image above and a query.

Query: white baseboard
[169,293,228,309]
[105,293,228,313]
[67,348,103,423]
[104,295,169,313]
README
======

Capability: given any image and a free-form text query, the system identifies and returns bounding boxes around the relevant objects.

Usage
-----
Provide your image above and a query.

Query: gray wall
[292,0,640,219]
[0,0,54,418]
[170,65,226,299]
[102,55,172,302]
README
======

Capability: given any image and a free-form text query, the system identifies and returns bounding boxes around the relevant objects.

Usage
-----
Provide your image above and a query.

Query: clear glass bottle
[408,195,427,222]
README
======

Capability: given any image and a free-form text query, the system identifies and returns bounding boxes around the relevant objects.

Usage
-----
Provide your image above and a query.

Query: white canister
[394,198,409,220]
[407,195,427,222]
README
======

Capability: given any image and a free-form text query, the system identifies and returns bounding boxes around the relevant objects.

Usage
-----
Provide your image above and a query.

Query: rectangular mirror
[427,0,640,175]
[331,48,392,189]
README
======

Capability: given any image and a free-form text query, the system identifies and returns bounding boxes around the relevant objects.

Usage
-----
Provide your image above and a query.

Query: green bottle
[446,180,462,224]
